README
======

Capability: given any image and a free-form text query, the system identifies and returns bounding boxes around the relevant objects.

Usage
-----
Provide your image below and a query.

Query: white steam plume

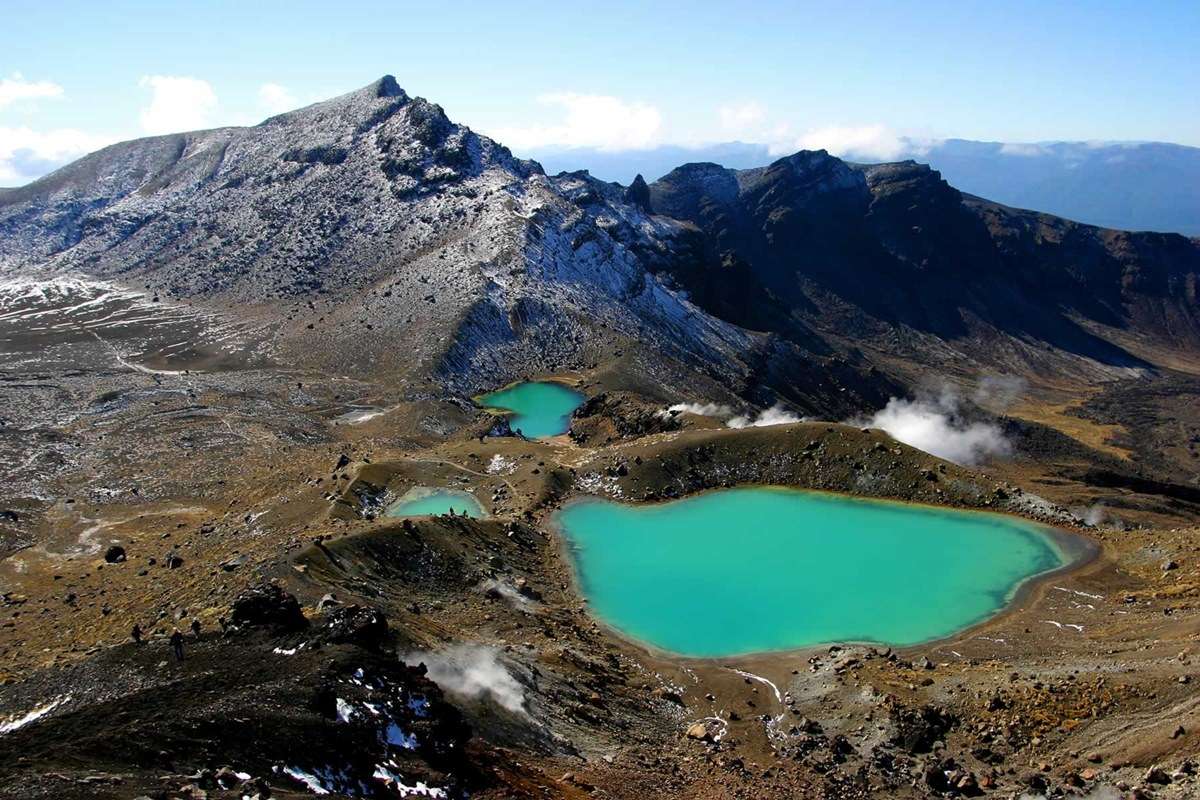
[666,402,734,417]
[406,644,525,714]
[727,403,803,429]
[661,400,803,429]
[856,388,1011,466]
[972,374,1027,412]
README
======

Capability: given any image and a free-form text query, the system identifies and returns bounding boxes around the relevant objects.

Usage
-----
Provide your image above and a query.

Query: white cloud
[481,91,942,164]
[491,92,662,151]
[719,101,767,135]
[0,126,113,184]
[0,74,63,109]
[138,75,218,135]
[713,102,936,163]
[787,124,915,161]
[998,142,1050,157]
[258,82,296,115]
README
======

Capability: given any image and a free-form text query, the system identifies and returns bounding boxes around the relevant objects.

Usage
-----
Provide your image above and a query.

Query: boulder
[229,583,308,631]
[1023,772,1048,794]
[891,704,956,754]
[213,767,244,789]
[652,686,684,705]
[798,717,823,734]
[324,604,388,650]
[104,545,127,563]
[219,555,247,572]
[1144,765,1171,784]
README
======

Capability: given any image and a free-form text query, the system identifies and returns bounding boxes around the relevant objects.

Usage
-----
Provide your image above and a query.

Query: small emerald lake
[385,487,484,518]
[478,381,585,439]
[555,487,1071,657]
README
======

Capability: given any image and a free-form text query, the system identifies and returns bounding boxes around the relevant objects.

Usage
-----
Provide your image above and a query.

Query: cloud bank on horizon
[0,72,311,185]
[490,92,663,152]
[0,71,946,187]
[3,69,1196,206]
[486,90,928,163]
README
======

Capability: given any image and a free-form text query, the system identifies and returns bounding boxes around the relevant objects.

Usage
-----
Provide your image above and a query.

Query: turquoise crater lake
[478,381,585,439]
[555,487,1068,657]
[385,487,484,518]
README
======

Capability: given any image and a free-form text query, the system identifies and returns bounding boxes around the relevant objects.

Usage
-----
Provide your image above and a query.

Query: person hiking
[130,623,143,645]
[190,618,201,638]
[170,628,185,661]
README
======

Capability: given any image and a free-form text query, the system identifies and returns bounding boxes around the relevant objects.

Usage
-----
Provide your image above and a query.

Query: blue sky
[2,0,1198,183]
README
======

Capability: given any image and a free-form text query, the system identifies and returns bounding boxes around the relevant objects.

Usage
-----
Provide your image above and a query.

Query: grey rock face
[28,76,1189,415]
[0,77,789,401]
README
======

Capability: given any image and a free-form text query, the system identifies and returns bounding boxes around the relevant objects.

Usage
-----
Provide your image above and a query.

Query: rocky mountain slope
[0,76,894,416]
[4,77,1198,415]
[648,152,1200,381]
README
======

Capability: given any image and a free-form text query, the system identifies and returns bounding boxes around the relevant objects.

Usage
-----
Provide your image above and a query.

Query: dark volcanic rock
[649,150,1200,375]
[569,391,682,445]
[322,604,389,650]
[229,583,308,631]
[0,625,476,799]
[890,703,957,754]
[624,173,652,212]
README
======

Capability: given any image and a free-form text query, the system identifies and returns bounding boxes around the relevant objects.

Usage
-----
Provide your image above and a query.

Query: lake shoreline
[474,379,586,439]
[548,482,1101,664]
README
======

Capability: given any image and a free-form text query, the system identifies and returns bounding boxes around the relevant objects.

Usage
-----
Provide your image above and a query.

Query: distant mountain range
[528,139,1200,236]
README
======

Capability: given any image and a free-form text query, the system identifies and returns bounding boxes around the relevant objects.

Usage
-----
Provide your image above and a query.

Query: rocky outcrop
[623,173,652,212]
[569,391,682,445]
[229,583,308,631]
[889,702,957,754]
[650,151,1200,376]
[322,603,389,650]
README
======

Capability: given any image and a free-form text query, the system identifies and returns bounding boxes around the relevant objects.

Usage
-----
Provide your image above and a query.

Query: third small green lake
[554,487,1069,657]
[478,381,585,439]
[385,487,484,518]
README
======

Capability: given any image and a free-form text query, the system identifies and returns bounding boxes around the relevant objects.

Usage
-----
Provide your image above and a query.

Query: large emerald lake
[478,381,584,439]
[555,487,1067,657]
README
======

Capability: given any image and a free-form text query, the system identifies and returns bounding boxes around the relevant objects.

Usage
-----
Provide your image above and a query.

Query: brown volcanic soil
[2,364,1199,800]
[2,80,1198,799]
